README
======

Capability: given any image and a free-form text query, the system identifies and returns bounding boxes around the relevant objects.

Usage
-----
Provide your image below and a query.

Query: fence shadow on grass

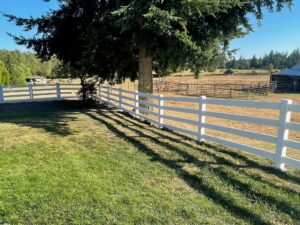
[0,101,80,136]
[104,108,300,188]
[85,109,300,225]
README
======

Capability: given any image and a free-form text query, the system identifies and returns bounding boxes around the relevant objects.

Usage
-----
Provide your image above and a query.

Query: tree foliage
[6,0,293,93]
[0,49,59,85]
[0,60,10,85]
[9,64,30,85]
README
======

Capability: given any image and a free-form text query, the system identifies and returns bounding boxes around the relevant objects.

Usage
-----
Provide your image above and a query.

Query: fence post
[119,88,123,111]
[56,83,61,101]
[274,99,293,171]
[159,94,164,128]
[99,84,102,104]
[29,84,33,100]
[0,86,4,103]
[107,86,111,108]
[197,96,207,142]
[135,90,139,118]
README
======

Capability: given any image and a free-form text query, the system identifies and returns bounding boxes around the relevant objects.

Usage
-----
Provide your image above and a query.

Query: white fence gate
[99,85,300,171]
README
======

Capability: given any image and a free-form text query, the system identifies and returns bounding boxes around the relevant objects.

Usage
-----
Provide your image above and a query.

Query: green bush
[224,69,234,75]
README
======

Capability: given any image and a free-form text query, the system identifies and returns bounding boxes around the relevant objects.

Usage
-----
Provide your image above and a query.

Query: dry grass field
[117,69,271,91]
[164,69,270,84]
[163,75,270,84]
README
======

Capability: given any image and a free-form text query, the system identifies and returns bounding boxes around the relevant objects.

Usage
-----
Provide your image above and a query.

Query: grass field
[0,102,300,224]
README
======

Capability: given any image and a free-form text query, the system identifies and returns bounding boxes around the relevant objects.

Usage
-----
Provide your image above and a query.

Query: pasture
[0,102,300,224]
[117,69,271,91]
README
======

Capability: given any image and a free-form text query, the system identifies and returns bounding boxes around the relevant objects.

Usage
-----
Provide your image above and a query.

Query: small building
[270,64,300,92]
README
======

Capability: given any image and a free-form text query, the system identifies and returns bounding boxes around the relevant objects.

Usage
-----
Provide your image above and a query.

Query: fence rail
[0,83,81,104]
[99,84,300,171]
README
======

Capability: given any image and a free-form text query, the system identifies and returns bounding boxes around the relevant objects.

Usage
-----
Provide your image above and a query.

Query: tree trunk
[138,47,153,94]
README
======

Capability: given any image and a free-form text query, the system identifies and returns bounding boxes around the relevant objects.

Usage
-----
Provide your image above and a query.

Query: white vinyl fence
[0,83,81,103]
[99,85,300,171]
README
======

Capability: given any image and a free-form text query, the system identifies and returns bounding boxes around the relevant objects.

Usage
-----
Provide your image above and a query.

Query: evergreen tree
[287,48,300,67]
[6,0,293,94]
[250,55,258,69]
[238,57,250,69]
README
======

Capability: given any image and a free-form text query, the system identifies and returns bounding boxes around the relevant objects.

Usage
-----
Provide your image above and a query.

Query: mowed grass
[0,102,300,224]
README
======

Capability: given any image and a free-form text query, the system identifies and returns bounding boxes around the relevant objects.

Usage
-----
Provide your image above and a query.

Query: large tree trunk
[138,47,153,94]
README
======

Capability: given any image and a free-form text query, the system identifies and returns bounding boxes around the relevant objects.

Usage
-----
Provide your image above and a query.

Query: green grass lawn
[0,102,300,225]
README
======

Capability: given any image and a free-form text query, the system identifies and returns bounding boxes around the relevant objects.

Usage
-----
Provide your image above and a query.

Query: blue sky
[0,0,59,51]
[0,0,299,58]
[231,0,300,58]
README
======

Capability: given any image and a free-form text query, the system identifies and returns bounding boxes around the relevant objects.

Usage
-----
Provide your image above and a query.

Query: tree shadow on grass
[0,101,80,136]
[108,110,300,188]
[85,109,300,224]
[99,111,300,220]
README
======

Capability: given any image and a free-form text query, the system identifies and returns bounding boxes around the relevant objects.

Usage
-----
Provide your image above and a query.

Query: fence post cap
[281,99,293,104]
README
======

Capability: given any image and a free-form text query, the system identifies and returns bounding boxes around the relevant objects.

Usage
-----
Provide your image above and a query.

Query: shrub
[78,82,98,107]
[224,69,234,75]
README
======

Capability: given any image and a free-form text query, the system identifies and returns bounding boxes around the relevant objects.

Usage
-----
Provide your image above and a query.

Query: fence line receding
[0,83,299,172]
[99,84,300,171]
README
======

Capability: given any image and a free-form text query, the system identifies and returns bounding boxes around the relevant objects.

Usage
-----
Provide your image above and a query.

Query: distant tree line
[0,49,59,85]
[226,49,300,71]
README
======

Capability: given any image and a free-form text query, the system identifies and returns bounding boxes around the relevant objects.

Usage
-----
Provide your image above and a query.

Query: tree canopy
[6,0,293,93]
